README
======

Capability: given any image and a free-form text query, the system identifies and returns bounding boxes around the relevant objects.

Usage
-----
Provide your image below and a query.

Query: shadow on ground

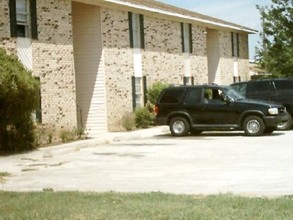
[154,131,285,139]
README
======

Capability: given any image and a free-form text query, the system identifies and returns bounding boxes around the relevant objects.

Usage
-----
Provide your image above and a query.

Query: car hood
[235,98,283,108]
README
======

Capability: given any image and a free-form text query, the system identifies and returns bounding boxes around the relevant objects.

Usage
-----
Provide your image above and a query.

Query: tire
[277,114,292,130]
[169,117,190,136]
[190,129,203,135]
[243,115,265,136]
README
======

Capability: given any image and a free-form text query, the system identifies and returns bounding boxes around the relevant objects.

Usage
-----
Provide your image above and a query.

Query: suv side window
[274,80,293,95]
[204,88,225,104]
[183,88,201,104]
[160,89,185,104]
[246,81,272,97]
[232,83,247,96]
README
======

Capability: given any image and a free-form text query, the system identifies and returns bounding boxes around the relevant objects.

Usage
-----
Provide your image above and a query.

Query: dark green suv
[155,84,288,136]
[231,78,293,130]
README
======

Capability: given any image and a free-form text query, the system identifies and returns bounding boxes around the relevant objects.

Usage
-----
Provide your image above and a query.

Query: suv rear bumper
[263,113,289,127]
[156,116,168,125]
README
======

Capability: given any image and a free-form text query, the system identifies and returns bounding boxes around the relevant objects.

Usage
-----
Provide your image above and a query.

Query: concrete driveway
[1,127,293,197]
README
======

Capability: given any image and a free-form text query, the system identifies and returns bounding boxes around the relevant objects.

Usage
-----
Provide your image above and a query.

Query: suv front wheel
[170,117,190,136]
[277,114,292,130]
[243,115,265,136]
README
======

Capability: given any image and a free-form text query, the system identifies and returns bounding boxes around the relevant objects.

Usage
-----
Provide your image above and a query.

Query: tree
[0,48,40,153]
[256,0,293,77]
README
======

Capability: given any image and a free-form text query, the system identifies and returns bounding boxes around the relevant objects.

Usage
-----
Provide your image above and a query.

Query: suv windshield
[223,87,245,101]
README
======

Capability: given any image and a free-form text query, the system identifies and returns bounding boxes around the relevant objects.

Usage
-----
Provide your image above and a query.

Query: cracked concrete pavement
[1,126,293,197]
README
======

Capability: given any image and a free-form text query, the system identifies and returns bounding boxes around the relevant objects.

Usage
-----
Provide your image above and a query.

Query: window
[9,0,38,39]
[274,80,293,96]
[16,0,29,37]
[204,88,225,104]
[183,88,201,104]
[274,80,293,90]
[129,12,145,49]
[232,83,247,96]
[129,12,145,109]
[183,76,194,85]
[247,81,272,97]
[231,32,239,58]
[135,77,143,108]
[233,76,241,83]
[182,23,193,85]
[160,89,185,104]
[132,76,147,109]
[35,77,42,123]
[181,23,193,53]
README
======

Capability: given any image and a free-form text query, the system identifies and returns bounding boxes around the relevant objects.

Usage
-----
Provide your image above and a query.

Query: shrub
[146,82,169,104]
[0,48,40,153]
[34,125,87,146]
[59,127,88,143]
[133,82,168,129]
[145,100,155,113]
[75,127,87,139]
[135,107,154,128]
[34,124,56,147]
[59,130,76,143]
[122,112,136,131]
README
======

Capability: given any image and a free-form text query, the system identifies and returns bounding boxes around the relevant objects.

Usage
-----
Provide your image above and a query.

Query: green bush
[146,82,169,104]
[135,107,154,128]
[0,48,39,153]
[133,82,168,129]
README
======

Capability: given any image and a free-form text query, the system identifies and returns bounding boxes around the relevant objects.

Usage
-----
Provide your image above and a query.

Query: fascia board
[104,0,258,34]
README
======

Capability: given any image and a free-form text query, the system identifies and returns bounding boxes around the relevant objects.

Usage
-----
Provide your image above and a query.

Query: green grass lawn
[1,191,293,219]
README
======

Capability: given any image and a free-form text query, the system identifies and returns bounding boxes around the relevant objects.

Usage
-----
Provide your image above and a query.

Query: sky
[160,0,272,60]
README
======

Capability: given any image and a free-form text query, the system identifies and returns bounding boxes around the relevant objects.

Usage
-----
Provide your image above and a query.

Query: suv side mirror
[223,95,234,104]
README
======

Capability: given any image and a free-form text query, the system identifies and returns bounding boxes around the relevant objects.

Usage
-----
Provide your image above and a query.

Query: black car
[155,84,288,136]
[231,78,293,130]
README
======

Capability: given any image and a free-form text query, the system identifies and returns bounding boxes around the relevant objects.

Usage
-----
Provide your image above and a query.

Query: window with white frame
[16,0,30,37]
[182,23,193,85]
[181,23,192,54]
[231,32,240,58]
[129,12,145,49]
[129,12,146,109]
[135,77,143,108]
[232,32,240,82]
[184,76,194,85]
[132,76,146,110]
[132,13,140,48]
[9,0,38,39]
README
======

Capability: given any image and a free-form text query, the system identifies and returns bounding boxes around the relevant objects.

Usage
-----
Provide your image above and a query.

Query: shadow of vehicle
[154,131,285,139]
[195,131,285,137]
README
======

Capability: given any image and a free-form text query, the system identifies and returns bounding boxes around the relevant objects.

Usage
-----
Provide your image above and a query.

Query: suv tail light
[154,104,159,115]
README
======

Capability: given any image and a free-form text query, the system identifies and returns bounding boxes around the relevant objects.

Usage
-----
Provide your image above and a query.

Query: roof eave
[105,0,258,34]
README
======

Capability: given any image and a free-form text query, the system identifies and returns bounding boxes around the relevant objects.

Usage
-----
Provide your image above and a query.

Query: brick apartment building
[0,0,256,136]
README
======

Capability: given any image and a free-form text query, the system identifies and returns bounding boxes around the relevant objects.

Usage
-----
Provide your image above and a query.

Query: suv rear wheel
[243,115,265,136]
[170,117,190,136]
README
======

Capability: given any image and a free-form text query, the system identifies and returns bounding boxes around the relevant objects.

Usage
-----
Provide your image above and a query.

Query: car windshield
[223,86,245,100]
